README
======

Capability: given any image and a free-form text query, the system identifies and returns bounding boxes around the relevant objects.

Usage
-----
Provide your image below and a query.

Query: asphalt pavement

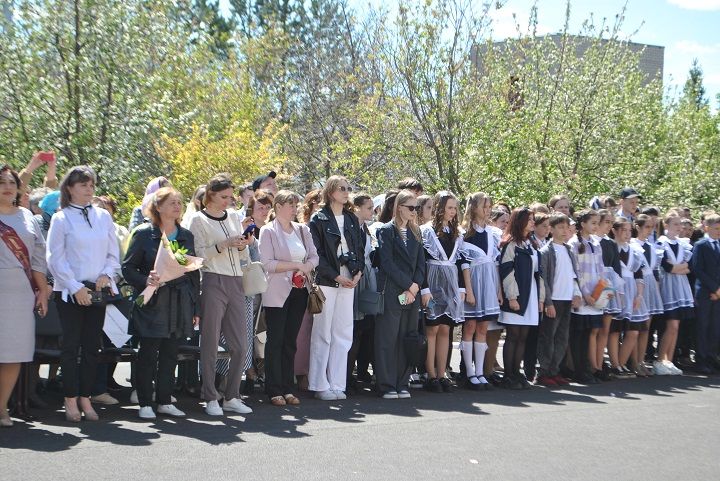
[2,369,719,481]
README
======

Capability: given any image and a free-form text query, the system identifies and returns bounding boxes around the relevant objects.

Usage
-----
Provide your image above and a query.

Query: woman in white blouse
[258,191,319,406]
[46,166,120,422]
[188,173,254,416]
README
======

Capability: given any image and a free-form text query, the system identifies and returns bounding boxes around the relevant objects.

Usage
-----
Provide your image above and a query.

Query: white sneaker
[91,393,119,405]
[664,361,683,376]
[314,390,337,401]
[653,361,672,375]
[205,400,224,416]
[157,404,186,417]
[171,395,177,403]
[130,390,139,404]
[222,398,253,414]
[333,390,347,400]
[382,391,399,399]
[138,406,156,419]
[397,390,411,399]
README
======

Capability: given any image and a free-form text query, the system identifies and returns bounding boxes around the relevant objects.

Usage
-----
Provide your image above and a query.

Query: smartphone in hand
[242,224,256,239]
[398,293,407,305]
[38,151,55,163]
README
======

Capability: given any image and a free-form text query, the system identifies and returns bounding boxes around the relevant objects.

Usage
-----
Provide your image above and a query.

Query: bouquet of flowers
[135,233,203,306]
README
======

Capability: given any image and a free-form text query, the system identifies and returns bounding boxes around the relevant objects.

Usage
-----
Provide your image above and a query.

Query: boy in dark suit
[691,214,720,373]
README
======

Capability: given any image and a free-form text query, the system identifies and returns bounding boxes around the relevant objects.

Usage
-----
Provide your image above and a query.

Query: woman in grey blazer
[374,190,426,399]
[258,191,319,406]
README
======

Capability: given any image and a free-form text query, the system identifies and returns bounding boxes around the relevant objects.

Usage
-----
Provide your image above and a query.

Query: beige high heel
[64,398,81,423]
[78,397,99,421]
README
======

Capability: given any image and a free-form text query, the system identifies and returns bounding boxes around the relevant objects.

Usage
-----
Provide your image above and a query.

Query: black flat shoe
[425,378,443,393]
[439,377,453,393]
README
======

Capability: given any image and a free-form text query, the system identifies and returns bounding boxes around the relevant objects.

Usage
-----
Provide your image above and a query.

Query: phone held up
[38,151,56,163]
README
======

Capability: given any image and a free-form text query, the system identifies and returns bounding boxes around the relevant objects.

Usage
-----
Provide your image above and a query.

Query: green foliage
[0,0,717,218]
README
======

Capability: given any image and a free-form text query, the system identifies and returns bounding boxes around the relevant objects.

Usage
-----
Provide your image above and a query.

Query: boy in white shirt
[537,214,582,386]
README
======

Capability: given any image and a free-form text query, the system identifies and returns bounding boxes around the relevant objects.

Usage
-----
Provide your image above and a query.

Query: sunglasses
[338,186,353,192]
[401,204,418,212]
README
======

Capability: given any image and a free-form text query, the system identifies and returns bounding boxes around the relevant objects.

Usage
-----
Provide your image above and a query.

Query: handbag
[242,261,268,296]
[296,225,326,314]
[358,289,384,315]
[306,271,326,315]
[81,281,123,307]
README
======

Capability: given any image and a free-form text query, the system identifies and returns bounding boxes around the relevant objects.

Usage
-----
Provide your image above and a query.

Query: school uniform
[458,225,501,383]
[374,222,426,394]
[657,236,695,321]
[612,244,650,331]
[597,235,624,315]
[461,225,501,321]
[630,238,664,316]
[691,237,720,370]
[498,241,544,326]
[537,241,581,379]
[567,235,604,379]
[420,224,466,325]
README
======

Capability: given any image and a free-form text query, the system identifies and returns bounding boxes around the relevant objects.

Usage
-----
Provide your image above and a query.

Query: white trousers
[308,285,355,392]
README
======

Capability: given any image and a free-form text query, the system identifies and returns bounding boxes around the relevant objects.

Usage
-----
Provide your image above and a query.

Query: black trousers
[136,336,182,407]
[56,294,106,398]
[695,297,720,367]
[264,288,308,398]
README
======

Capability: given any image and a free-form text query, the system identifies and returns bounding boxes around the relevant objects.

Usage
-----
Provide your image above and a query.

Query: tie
[713,240,720,255]
[70,205,93,227]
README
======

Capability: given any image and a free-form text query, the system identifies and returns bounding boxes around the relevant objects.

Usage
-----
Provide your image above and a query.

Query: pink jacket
[258,219,320,308]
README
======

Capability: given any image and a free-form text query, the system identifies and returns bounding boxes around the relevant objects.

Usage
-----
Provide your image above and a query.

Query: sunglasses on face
[401,204,418,212]
[338,186,353,192]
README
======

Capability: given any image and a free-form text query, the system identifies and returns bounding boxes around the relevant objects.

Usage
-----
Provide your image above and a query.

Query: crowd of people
[1,152,719,427]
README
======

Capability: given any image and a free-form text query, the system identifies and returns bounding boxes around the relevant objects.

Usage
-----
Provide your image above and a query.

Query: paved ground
[2,368,720,481]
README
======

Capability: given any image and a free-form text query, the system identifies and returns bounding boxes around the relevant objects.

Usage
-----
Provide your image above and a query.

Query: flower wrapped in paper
[136,233,203,306]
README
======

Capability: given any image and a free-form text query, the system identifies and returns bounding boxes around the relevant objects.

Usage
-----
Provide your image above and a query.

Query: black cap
[252,170,277,191]
[619,187,640,199]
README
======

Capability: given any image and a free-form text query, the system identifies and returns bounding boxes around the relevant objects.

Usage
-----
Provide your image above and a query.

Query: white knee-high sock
[460,341,476,380]
[474,342,488,380]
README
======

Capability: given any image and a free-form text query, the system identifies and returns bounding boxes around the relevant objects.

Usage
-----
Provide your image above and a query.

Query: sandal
[270,396,286,406]
[283,394,301,405]
[64,398,81,423]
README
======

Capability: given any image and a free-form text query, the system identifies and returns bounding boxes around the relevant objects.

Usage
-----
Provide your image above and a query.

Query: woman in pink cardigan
[258,191,319,406]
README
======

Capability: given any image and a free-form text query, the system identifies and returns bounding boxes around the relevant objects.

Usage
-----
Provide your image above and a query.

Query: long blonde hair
[392,189,421,241]
[462,192,492,241]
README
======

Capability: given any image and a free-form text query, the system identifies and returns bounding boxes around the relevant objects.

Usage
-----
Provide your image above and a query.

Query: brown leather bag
[306,270,326,314]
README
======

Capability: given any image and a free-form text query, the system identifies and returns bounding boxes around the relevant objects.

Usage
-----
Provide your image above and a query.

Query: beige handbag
[242,261,268,296]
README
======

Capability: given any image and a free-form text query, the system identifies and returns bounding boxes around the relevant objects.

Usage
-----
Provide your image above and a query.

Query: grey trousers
[200,272,249,401]
[374,307,419,393]
[537,300,572,378]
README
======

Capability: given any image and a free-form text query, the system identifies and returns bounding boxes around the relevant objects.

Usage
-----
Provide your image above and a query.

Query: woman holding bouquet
[122,187,200,419]
[188,173,254,416]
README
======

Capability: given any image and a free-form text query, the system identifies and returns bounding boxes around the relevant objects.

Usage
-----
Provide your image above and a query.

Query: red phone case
[38,152,55,162]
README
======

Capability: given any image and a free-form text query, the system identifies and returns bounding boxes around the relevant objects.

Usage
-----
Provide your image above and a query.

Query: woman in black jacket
[307,175,365,401]
[374,190,426,399]
[122,187,200,419]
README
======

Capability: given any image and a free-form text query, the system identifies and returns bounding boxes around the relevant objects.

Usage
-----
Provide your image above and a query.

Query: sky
[219,0,720,106]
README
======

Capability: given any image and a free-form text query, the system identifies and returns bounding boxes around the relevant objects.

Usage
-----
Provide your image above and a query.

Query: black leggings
[503,325,530,378]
